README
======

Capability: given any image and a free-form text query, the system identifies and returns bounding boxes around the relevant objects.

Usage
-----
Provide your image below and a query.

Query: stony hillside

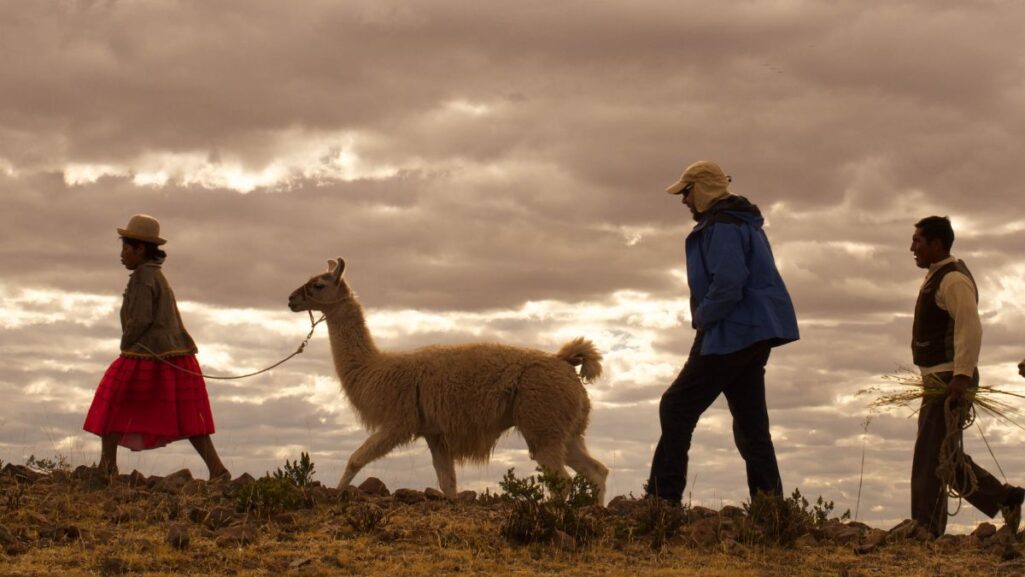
[2,463,1024,577]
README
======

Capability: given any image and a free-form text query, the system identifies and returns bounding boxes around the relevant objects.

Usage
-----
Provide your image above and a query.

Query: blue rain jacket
[686,196,799,355]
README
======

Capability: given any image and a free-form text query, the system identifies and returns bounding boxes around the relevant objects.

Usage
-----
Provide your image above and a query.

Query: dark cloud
[2,0,1024,530]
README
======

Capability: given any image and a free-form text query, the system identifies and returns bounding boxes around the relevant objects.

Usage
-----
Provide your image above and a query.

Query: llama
[288,258,609,502]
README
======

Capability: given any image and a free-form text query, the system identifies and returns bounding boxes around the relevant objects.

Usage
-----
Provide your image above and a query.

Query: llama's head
[288,257,353,312]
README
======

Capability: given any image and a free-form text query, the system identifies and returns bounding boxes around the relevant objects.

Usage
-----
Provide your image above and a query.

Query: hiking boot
[1000,486,1025,534]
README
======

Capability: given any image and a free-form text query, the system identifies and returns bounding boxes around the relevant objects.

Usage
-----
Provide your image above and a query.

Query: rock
[71,465,95,480]
[863,529,888,548]
[719,505,744,518]
[456,490,477,503]
[358,477,389,496]
[3,464,43,484]
[972,522,998,540]
[605,496,643,516]
[305,486,335,505]
[823,523,863,545]
[393,488,426,504]
[180,479,207,496]
[214,524,258,548]
[289,557,315,569]
[688,517,721,548]
[552,529,576,551]
[887,519,932,543]
[935,533,964,551]
[689,506,719,520]
[166,525,190,550]
[155,469,194,493]
[221,472,256,498]
[992,523,1017,546]
[424,488,446,500]
[127,470,147,487]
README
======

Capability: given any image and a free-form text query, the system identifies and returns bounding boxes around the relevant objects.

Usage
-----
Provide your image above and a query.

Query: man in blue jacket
[646,160,799,505]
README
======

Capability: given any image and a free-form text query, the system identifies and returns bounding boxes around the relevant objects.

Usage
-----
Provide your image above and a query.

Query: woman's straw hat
[117,214,167,245]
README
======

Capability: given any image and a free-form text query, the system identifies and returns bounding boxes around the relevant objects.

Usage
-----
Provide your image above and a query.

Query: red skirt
[83,355,216,451]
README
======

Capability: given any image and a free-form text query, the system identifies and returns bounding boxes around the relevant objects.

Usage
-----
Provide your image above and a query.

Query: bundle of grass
[858,369,1025,430]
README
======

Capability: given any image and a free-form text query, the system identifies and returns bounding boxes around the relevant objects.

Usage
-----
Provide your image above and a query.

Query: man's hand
[1019,358,1025,379]
[948,374,972,402]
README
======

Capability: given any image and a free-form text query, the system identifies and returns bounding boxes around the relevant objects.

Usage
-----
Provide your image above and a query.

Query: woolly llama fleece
[288,258,609,502]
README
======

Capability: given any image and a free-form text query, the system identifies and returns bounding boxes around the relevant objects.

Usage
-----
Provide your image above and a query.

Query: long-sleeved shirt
[917,255,981,377]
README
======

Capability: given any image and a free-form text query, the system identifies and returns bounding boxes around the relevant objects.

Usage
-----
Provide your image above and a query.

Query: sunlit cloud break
[62,129,402,192]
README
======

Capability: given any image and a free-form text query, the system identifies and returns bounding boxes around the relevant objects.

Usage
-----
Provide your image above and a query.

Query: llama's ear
[332,257,346,280]
[326,259,337,273]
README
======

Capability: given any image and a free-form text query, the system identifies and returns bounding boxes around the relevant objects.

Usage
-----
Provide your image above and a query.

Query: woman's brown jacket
[120,262,198,358]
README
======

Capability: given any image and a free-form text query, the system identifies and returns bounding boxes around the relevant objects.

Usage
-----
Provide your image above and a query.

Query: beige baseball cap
[665,160,729,195]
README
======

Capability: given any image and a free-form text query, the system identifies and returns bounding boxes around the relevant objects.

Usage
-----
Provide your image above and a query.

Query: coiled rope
[936,396,978,516]
[936,393,1011,518]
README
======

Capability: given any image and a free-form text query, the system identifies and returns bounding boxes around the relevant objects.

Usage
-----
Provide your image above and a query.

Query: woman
[83,214,230,480]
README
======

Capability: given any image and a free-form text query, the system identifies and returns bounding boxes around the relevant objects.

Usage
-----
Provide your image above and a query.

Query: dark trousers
[646,333,782,503]
[911,371,1009,536]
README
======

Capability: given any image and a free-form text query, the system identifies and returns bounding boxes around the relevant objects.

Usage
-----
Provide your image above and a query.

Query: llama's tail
[556,337,603,384]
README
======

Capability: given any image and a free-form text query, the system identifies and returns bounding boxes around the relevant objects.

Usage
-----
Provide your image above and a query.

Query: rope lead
[134,310,327,380]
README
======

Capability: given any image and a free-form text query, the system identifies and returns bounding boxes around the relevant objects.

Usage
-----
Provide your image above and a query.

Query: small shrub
[345,502,386,533]
[739,488,849,547]
[636,496,685,550]
[25,454,70,474]
[810,494,851,527]
[498,467,603,546]
[235,476,306,516]
[273,451,316,487]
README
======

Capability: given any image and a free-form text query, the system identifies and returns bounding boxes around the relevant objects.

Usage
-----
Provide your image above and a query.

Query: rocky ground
[2,463,1025,576]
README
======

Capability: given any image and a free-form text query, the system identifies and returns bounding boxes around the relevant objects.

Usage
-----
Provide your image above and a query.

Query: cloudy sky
[2,0,1025,532]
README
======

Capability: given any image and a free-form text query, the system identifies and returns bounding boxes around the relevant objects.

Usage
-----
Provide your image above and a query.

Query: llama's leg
[565,435,609,504]
[425,434,457,498]
[338,430,409,489]
[529,441,571,495]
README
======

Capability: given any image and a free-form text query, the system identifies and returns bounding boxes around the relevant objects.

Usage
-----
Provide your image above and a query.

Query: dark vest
[912,260,977,367]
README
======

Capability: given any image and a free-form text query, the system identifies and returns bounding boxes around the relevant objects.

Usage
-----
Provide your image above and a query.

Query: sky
[2,0,1025,532]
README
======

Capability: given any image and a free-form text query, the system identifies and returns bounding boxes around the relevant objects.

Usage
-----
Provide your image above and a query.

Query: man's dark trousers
[647,332,783,504]
[912,371,1009,536]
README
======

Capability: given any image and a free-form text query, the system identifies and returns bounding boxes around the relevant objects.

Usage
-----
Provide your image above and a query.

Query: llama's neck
[323,297,379,382]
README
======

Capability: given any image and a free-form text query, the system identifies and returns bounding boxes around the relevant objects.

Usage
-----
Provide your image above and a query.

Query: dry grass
[859,369,1025,430]
[2,468,1025,577]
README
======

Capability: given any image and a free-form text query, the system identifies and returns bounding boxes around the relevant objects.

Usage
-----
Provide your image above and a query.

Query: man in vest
[909,215,1024,536]
[645,160,799,505]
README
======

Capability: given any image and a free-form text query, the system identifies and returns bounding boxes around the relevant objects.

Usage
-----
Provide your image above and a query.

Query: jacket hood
[700,195,763,227]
